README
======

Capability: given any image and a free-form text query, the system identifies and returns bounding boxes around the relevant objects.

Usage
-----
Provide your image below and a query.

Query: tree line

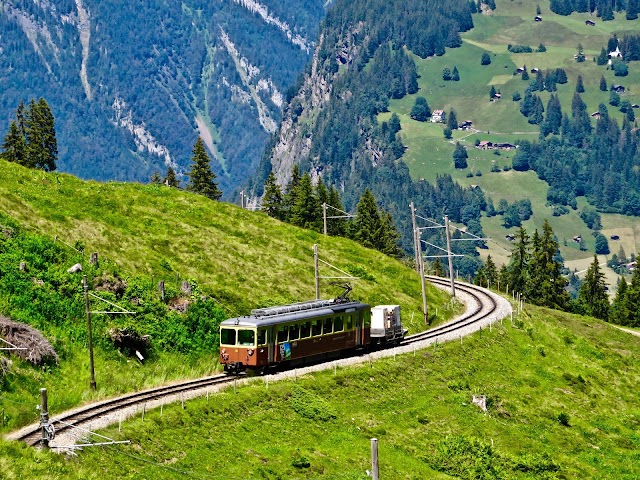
[261,165,401,257]
[1,99,58,172]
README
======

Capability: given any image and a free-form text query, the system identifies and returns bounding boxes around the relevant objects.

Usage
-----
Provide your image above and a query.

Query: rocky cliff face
[0,0,326,193]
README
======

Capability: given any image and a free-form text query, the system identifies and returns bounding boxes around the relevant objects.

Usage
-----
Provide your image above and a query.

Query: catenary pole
[445,215,456,297]
[314,244,320,299]
[83,275,97,390]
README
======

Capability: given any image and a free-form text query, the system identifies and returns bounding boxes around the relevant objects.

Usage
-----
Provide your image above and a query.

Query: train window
[334,316,344,332]
[346,315,353,330]
[289,324,300,341]
[220,328,236,346]
[277,326,288,343]
[300,322,311,338]
[238,329,255,346]
[323,318,333,334]
[257,329,267,346]
[311,320,322,336]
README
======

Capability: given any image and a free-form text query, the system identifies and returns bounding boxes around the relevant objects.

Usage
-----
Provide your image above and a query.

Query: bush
[481,52,491,65]
[557,412,570,426]
[614,61,628,77]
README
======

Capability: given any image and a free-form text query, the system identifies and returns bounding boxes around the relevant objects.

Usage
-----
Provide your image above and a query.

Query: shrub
[481,53,491,65]
[557,412,570,426]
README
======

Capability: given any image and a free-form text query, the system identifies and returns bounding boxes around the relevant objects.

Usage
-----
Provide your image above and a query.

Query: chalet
[585,19,596,26]
[505,234,516,241]
[531,67,539,73]
[610,235,620,241]
[629,261,637,271]
[632,104,640,109]
[534,15,542,21]
[591,111,601,119]
[460,120,473,130]
[495,142,516,150]
[491,93,502,101]
[608,46,622,59]
[431,109,444,123]
[572,235,582,243]
[514,67,525,75]
[611,84,625,93]
[477,140,494,150]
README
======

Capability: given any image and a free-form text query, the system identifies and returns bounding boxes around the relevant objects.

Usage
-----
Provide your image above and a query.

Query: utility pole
[410,202,420,273]
[417,227,429,325]
[313,244,320,300]
[40,388,53,448]
[240,190,245,209]
[83,275,97,390]
[444,215,456,297]
[371,438,379,480]
[323,203,328,235]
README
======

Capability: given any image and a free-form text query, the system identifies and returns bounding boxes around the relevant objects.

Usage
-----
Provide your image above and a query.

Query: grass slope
[381,0,640,280]
[0,159,455,433]
[1,303,639,478]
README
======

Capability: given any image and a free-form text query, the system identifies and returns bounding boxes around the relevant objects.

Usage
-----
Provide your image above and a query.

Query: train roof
[220,299,370,328]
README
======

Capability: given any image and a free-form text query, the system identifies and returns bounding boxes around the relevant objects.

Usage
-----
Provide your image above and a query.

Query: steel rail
[13,277,500,447]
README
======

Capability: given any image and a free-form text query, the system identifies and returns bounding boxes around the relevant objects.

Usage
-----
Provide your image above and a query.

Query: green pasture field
[0,159,458,435]
[381,0,640,276]
[2,303,639,479]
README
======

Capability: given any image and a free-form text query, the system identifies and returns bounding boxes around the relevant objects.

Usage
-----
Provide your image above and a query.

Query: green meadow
[1,303,638,479]
[382,0,640,276]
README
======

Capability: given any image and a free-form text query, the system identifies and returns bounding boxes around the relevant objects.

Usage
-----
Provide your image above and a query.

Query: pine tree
[262,171,284,220]
[410,97,431,121]
[282,164,302,221]
[1,121,27,165]
[453,142,468,168]
[24,98,58,171]
[352,189,400,256]
[433,258,445,277]
[527,220,569,309]
[150,171,162,184]
[187,138,221,200]
[597,48,609,65]
[327,186,347,236]
[452,66,460,81]
[599,75,608,91]
[578,255,610,319]
[611,277,630,324]
[485,255,498,287]
[576,75,585,93]
[290,173,321,231]
[521,66,530,81]
[447,109,459,130]
[163,165,180,187]
[507,226,530,294]
[489,85,497,99]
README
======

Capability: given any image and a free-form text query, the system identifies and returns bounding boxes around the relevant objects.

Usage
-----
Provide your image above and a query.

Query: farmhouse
[477,140,494,150]
[591,111,601,119]
[632,104,640,109]
[460,120,473,130]
[534,15,542,21]
[494,142,516,150]
[611,84,626,93]
[531,67,539,73]
[505,234,516,241]
[490,93,502,101]
[610,235,620,241]
[572,235,582,243]
[431,109,444,123]
[609,46,622,59]
[585,19,595,26]
[514,67,525,75]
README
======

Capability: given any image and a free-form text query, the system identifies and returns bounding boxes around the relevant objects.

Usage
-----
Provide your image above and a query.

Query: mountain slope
[0,0,326,192]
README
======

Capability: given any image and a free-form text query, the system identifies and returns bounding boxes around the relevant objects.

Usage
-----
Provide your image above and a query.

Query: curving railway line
[9,278,510,449]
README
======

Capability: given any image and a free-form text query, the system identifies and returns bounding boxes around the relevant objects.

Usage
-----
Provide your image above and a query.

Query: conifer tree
[283,164,302,220]
[163,165,180,187]
[352,189,400,256]
[507,226,530,294]
[150,171,162,184]
[1,121,26,165]
[25,98,58,171]
[290,173,321,231]
[527,220,569,309]
[599,75,608,91]
[327,186,347,237]
[452,66,460,81]
[578,255,610,319]
[485,255,498,287]
[521,66,530,81]
[433,258,445,277]
[262,171,284,220]
[576,75,585,93]
[187,138,221,200]
[447,109,459,130]
[453,142,468,169]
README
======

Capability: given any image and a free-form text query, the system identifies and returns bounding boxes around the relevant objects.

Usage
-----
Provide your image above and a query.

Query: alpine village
[1,0,639,478]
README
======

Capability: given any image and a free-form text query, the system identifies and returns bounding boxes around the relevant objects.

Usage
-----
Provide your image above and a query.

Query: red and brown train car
[219,299,372,374]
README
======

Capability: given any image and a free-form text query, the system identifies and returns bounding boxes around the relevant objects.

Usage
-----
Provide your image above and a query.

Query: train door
[355,314,362,347]
[267,326,275,364]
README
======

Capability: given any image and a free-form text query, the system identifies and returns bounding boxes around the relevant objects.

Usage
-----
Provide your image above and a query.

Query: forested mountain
[0,0,326,192]
[257,0,482,259]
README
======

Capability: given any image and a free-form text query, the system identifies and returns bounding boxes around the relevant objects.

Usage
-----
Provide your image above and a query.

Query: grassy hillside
[0,159,454,434]
[2,303,639,478]
[381,0,640,281]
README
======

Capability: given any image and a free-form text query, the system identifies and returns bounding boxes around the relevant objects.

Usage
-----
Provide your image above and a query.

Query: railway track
[9,278,509,448]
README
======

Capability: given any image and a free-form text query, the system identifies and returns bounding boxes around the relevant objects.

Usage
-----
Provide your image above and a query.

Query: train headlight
[247,349,254,356]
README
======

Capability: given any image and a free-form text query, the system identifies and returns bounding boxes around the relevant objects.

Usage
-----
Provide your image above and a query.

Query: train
[219,294,406,374]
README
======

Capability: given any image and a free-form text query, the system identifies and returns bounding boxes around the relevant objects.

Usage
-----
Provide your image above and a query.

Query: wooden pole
[417,228,429,325]
[40,388,49,448]
[314,244,320,300]
[410,202,420,273]
[83,275,97,390]
[445,215,456,297]
[323,203,328,236]
[371,438,379,480]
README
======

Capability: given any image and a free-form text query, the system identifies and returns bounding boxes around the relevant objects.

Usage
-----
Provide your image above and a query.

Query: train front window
[237,329,255,346]
[220,328,236,346]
